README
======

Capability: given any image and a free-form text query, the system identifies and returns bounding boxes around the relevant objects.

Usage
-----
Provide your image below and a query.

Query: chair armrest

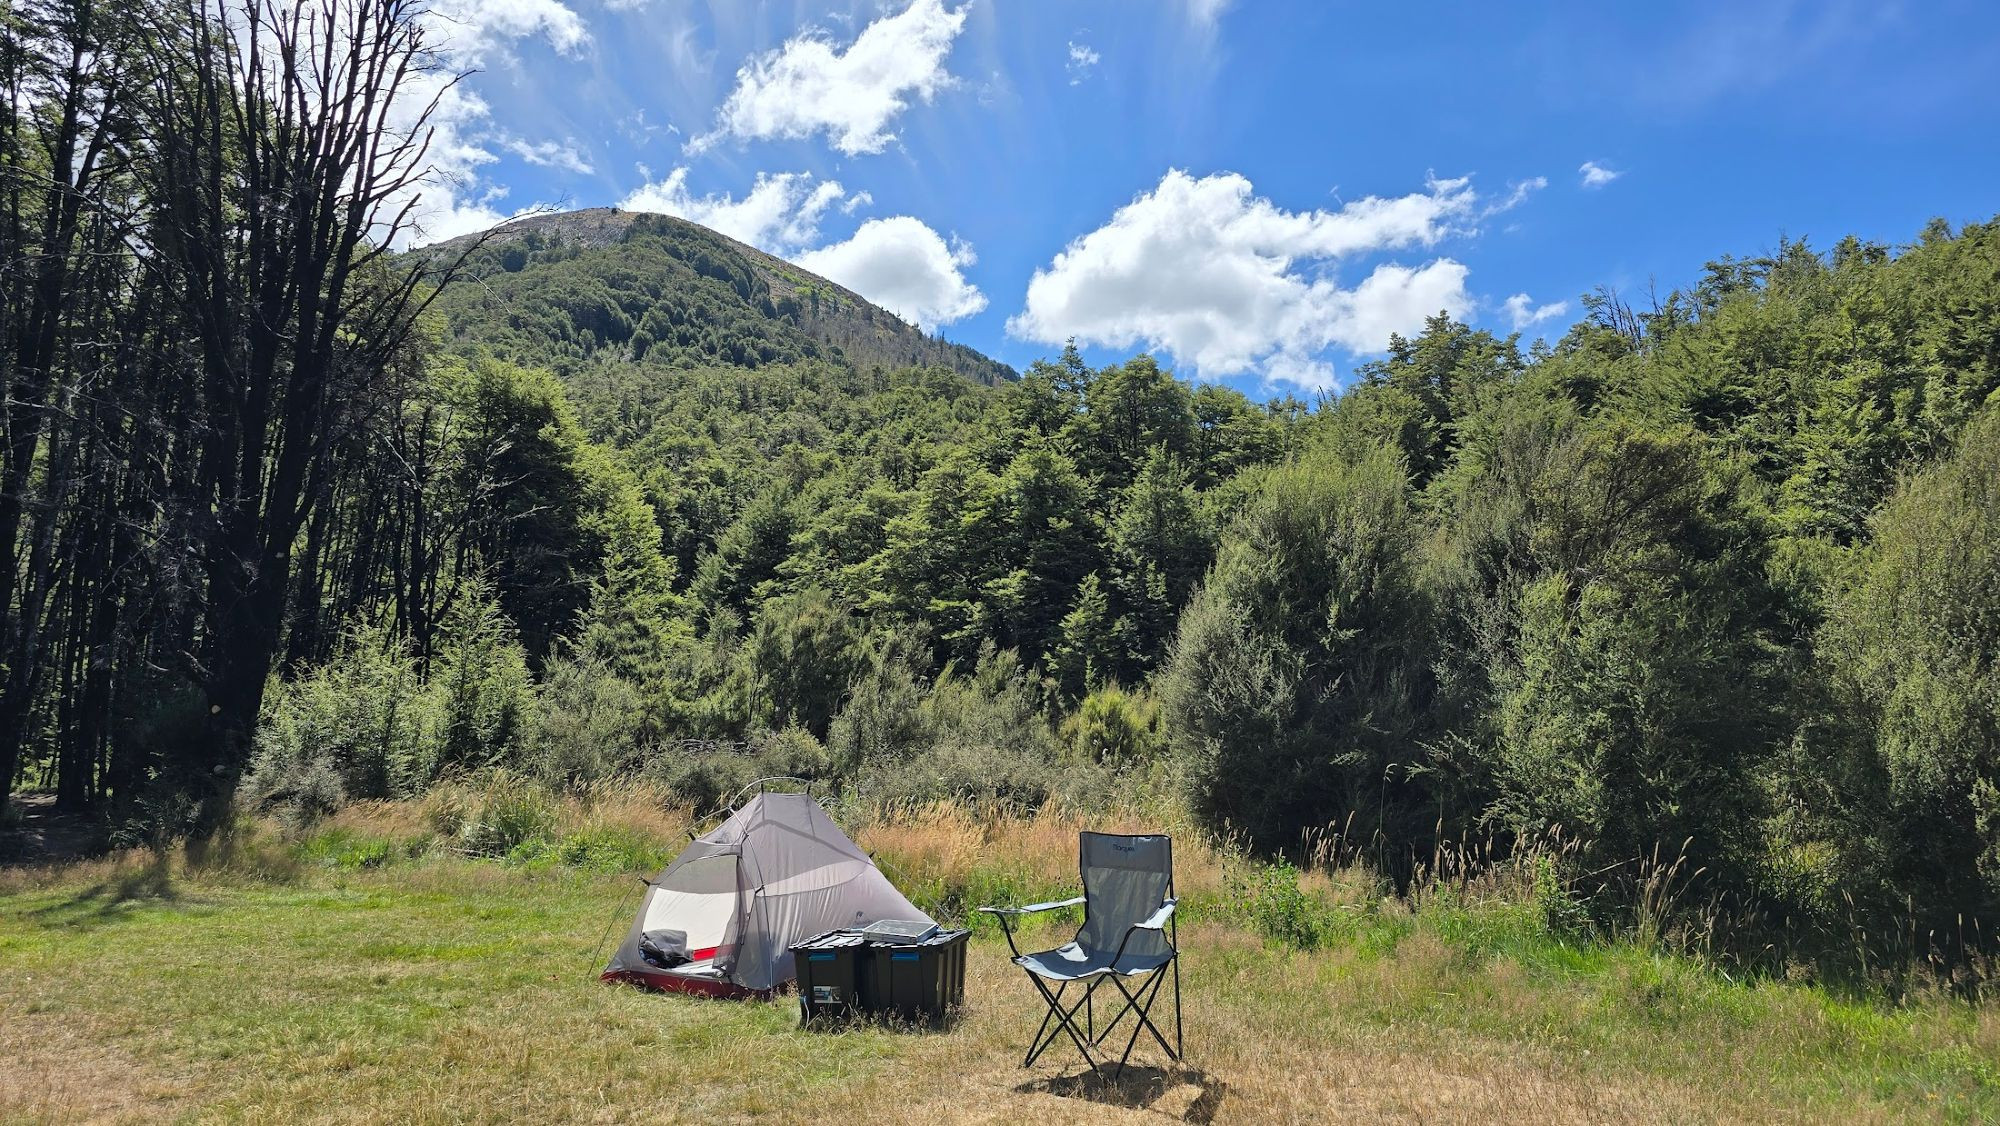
[1134,899,1178,931]
[977,895,1085,916]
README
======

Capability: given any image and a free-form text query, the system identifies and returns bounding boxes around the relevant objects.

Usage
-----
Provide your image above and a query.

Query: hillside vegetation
[422,208,1015,387]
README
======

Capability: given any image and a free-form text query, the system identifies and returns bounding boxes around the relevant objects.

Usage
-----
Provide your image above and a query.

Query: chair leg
[1024,980,1066,1067]
[1022,972,1101,1070]
[1109,968,1176,1077]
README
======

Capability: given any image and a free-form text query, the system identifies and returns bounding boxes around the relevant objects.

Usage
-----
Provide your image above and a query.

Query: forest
[5,0,2000,981]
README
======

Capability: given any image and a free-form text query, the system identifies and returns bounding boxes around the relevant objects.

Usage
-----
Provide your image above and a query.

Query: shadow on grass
[24,855,181,930]
[796,1004,967,1035]
[1016,1064,1229,1123]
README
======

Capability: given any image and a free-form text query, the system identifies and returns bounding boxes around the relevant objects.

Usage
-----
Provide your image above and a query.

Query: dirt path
[0,793,103,866]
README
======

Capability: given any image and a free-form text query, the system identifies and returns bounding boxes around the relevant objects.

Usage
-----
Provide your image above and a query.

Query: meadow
[4,786,1998,1124]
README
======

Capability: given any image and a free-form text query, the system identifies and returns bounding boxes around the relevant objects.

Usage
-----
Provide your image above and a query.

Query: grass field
[3,795,1998,1123]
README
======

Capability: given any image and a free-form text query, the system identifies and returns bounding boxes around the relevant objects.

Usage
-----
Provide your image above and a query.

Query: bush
[428,772,561,857]
[1159,445,1437,855]
[1478,422,1782,882]
[432,595,538,779]
[750,587,869,741]
[850,647,1110,810]
[825,626,938,774]
[248,594,541,826]
[533,651,651,790]
[1060,683,1163,768]
[644,726,832,813]
[1820,406,2000,929]
[247,624,433,817]
[1234,861,1347,950]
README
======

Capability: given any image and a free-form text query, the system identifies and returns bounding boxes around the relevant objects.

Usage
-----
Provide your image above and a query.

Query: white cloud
[691,0,966,156]
[1579,160,1622,188]
[840,190,873,215]
[1502,293,1569,331]
[428,0,588,65]
[1184,0,1232,32]
[796,217,987,330]
[1008,169,1497,389]
[1067,41,1100,85]
[398,1,590,246]
[504,137,594,174]
[619,168,850,254]
[1485,175,1547,215]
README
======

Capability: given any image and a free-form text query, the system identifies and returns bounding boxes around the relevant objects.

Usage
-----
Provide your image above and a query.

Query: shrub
[850,647,1109,810]
[1478,422,1782,882]
[825,626,938,774]
[533,651,651,790]
[1234,861,1347,950]
[750,587,869,741]
[1060,684,1164,768]
[644,726,832,813]
[1159,445,1437,855]
[432,595,538,779]
[448,772,560,857]
[1820,406,2000,929]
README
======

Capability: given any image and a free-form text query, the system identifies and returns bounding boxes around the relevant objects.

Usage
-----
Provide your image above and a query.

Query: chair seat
[1015,941,1174,981]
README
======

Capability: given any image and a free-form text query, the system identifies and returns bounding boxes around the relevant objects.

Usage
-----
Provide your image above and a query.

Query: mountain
[420,208,1014,386]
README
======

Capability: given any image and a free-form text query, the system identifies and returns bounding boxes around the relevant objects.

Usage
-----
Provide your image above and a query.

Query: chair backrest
[1075,832,1174,959]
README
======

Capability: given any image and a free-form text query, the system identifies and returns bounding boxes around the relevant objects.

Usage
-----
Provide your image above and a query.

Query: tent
[601,790,930,998]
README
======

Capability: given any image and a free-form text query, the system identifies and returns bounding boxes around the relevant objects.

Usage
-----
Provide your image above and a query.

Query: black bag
[639,929,691,969]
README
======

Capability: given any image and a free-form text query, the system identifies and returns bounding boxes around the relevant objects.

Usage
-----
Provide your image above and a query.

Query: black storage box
[790,927,969,1026]
[859,928,968,1023]
[791,930,866,1021]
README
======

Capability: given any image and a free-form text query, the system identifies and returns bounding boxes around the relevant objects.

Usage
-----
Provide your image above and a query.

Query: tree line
[0,0,470,832]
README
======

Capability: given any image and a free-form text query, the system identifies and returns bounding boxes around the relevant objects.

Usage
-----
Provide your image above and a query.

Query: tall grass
[185,771,2000,996]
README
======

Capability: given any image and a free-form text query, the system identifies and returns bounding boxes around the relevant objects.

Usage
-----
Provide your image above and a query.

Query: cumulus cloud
[619,168,850,253]
[1579,160,1622,188]
[796,217,987,330]
[504,137,593,174]
[428,0,588,64]
[1067,41,1100,84]
[691,0,966,157]
[1502,293,1569,331]
[397,1,591,246]
[1008,169,1495,388]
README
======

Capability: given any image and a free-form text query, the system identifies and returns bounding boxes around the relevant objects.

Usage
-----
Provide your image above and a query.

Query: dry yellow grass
[854,799,1232,905]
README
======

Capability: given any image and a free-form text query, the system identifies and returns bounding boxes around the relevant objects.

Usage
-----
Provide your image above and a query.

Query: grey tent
[601,791,930,997]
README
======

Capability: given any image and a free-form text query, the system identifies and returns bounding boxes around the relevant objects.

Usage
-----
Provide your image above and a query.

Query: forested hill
[420,208,1016,387]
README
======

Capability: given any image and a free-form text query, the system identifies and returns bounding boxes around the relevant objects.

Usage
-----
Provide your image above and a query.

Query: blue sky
[418,0,2000,396]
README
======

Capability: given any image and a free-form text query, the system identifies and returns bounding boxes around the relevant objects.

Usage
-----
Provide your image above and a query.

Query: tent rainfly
[601,791,930,998]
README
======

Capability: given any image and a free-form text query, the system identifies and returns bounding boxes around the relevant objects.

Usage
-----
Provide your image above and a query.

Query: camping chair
[979,832,1181,1075]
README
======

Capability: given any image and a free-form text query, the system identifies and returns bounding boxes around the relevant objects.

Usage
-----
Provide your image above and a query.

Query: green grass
[2,829,1997,1123]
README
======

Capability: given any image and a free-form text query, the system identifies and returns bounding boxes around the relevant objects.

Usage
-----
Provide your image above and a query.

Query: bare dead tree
[140,0,472,830]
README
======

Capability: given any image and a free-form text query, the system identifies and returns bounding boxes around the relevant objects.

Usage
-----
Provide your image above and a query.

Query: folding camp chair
[979,832,1181,1075]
